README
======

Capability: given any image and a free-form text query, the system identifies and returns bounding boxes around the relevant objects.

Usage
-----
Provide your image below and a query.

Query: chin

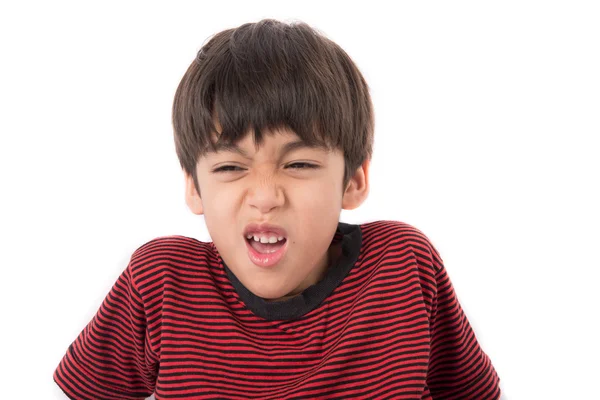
[252,285,292,301]
[257,290,286,300]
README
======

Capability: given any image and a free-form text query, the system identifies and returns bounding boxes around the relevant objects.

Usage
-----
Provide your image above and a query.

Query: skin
[184,125,370,301]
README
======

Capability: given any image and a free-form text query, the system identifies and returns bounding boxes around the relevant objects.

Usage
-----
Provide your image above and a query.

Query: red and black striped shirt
[54,220,501,399]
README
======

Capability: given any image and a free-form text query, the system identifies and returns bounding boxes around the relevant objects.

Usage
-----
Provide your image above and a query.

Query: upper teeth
[246,234,285,243]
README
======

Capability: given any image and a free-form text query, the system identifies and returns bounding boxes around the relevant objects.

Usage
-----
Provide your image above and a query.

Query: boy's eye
[213,165,244,173]
[212,163,318,173]
[286,162,318,170]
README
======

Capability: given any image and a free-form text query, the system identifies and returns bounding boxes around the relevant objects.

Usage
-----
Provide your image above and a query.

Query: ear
[342,158,370,210]
[184,172,204,215]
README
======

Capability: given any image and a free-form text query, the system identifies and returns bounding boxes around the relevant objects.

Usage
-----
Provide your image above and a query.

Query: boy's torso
[137,220,438,399]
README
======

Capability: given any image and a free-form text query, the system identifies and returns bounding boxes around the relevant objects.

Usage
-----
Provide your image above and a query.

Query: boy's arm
[426,252,501,399]
[53,255,157,400]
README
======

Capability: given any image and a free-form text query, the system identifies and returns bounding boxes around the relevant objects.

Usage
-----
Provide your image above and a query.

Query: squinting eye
[213,163,318,173]
[286,162,318,169]
[213,165,245,173]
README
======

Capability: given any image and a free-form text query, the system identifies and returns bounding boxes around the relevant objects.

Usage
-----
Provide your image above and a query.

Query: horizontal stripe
[54,220,500,399]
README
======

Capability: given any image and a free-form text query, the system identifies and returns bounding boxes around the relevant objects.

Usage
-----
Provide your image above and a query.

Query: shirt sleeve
[53,256,157,400]
[426,249,501,399]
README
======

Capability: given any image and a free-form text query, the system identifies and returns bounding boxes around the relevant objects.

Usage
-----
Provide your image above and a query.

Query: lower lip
[245,237,288,268]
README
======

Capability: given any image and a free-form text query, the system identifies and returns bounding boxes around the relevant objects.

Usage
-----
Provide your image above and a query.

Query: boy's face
[185,126,369,301]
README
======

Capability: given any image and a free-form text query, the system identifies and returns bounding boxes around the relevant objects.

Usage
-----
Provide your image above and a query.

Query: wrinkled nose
[246,175,284,214]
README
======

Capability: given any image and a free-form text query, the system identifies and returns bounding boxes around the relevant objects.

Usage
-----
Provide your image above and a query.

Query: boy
[54,19,500,399]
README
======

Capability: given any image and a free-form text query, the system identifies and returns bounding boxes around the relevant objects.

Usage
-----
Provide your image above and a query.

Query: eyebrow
[207,140,326,158]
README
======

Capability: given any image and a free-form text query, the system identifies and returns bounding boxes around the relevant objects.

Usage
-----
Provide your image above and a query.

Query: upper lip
[243,223,288,238]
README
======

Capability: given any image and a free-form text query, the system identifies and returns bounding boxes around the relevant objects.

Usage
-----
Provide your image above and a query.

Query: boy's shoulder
[132,234,210,255]
[360,219,444,273]
[126,234,215,283]
[360,219,437,248]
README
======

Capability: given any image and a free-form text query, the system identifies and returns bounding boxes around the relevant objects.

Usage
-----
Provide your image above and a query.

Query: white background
[1,1,598,399]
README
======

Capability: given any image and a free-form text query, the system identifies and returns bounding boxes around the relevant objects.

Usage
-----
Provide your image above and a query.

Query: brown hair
[172,19,374,196]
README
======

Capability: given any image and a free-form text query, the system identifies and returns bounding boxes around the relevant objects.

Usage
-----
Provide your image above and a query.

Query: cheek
[201,187,239,234]
[202,183,238,210]
[203,173,342,212]
[292,181,342,217]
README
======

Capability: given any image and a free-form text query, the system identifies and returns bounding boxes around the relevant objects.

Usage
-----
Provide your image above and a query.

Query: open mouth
[244,235,288,268]
[245,235,287,253]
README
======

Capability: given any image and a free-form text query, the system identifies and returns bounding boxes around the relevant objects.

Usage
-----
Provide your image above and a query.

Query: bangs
[176,20,352,156]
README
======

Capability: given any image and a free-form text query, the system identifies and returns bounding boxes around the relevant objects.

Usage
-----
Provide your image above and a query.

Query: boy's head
[172,19,373,301]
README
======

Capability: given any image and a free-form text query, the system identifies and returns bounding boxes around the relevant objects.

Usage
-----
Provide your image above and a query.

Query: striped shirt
[54,220,501,399]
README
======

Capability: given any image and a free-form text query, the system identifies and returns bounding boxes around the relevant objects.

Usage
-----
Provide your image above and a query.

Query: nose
[246,172,285,214]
